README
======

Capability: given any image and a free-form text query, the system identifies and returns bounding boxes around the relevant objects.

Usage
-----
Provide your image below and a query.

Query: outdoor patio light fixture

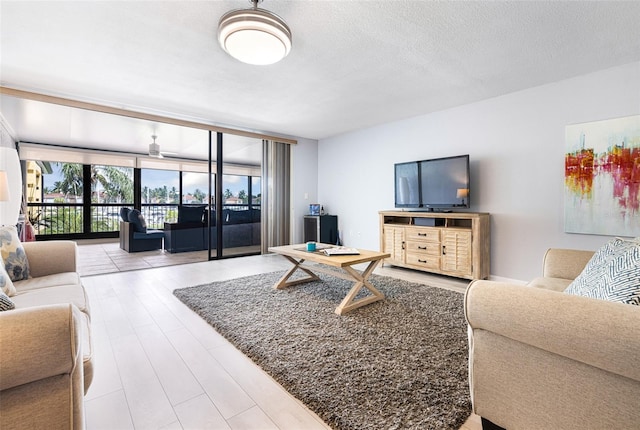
[218,0,292,65]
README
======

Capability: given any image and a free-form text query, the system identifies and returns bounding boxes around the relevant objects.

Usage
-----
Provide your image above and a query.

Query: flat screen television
[394,154,470,210]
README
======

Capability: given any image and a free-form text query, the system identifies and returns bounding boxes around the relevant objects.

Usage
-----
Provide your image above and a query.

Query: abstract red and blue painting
[565,115,640,236]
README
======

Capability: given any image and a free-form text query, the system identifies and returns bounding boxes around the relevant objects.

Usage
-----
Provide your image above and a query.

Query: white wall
[315,61,640,281]
[290,137,318,244]
[0,114,22,226]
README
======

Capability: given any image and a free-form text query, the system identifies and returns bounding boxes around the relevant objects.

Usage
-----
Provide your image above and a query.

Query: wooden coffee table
[268,244,390,315]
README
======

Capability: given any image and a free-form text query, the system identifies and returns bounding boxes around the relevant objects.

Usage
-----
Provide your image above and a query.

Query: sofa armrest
[22,240,78,277]
[465,280,640,382]
[541,248,594,280]
[0,304,83,391]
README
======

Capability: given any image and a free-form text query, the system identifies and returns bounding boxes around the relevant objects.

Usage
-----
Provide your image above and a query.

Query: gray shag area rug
[173,271,471,430]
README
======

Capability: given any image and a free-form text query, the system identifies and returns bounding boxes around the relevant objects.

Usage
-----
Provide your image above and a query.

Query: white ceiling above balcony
[1,95,262,166]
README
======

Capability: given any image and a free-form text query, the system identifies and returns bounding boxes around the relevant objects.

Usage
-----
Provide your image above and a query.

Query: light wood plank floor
[81,250,481,429]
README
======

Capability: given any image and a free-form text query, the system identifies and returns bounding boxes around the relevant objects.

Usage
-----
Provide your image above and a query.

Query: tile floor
[79,244,481,429]
[76,239,258,277]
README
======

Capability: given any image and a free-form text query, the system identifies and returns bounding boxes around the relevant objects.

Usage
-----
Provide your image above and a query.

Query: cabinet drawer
[405,241,440,256]
[405,227,440,242]
[406,253,440,270]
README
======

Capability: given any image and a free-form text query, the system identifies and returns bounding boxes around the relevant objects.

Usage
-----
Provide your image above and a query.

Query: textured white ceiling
[1,0,640,153]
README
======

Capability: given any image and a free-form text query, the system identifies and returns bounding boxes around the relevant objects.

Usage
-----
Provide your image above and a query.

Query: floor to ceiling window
[26,161,135,238]
[182,171,211,205]
[140,168,180,229]
[90,164,134,233]
[24,158,262,252]
[33,161,84,235]
[219,135,263,257]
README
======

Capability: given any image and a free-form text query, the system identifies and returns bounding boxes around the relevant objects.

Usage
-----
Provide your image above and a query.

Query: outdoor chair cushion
[178,205,206,223]
[120,207,131,222]
[225,209,252,224]
[127,209,147,233]
[132,230,164,240]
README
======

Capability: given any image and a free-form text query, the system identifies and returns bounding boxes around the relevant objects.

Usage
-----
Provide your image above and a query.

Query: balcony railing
[29,203,85,235]
[27,203,259,237]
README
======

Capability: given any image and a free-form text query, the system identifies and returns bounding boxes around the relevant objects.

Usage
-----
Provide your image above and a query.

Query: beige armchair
[0,241,91,430]
[465,249,640,429]
[0,304,86,429]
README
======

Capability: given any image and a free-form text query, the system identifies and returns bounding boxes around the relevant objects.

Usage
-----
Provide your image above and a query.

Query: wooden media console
[379,211,490,280]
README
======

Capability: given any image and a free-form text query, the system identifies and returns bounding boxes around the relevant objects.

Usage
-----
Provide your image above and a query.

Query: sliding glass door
[211,133,262,258]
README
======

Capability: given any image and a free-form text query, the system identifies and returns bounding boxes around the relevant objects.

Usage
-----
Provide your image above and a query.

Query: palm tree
[224,188,233,201]
[100,166,133,203]
[169,186,178,204]
[193,188,206,203]
[89,167,108,203]
[160,185,168,203]
[54,163,121,203]
[54,163,83,202]
[142,186,150,204]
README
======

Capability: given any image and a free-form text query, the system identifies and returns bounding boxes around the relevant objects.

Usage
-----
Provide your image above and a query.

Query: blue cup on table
[306,241,316,252]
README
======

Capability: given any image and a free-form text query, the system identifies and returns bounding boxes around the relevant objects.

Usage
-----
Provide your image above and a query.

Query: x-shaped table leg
[334,259,384,315]
[273,254,385,315]
[274,255,320,289]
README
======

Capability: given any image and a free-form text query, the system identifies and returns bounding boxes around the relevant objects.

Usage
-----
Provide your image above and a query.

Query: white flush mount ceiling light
[218,0,292,65]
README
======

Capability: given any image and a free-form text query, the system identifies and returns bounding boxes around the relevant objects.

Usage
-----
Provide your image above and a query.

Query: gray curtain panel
[261,140,290,253]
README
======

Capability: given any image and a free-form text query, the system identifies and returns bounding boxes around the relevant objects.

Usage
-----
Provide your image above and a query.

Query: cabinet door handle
[402,241,405,250]
[442,245,446,255]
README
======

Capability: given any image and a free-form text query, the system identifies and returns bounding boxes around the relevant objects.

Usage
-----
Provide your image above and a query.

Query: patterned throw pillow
[0,258,16,296]
[564,238,640,305]
[0,288,15,311]
[0,225,30,282]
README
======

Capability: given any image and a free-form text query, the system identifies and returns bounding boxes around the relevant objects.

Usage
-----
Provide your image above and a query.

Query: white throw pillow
[564,237,640,305]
